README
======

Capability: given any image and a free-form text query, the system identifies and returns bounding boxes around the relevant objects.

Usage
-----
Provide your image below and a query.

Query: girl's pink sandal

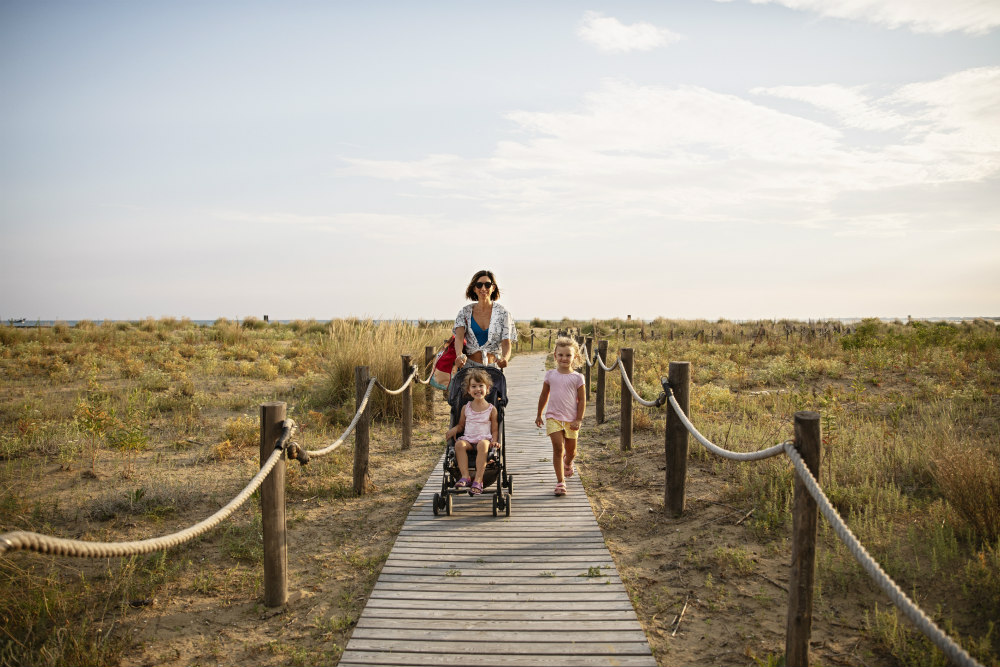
[554,482,567,496]
[564,459,575,478]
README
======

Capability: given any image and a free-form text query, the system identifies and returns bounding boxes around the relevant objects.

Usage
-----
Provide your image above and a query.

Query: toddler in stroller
[432,365,512,517]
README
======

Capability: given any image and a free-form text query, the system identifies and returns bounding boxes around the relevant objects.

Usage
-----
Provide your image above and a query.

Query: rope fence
[556,333,981,667]
[0,356,433,608]
[0,330,983,667]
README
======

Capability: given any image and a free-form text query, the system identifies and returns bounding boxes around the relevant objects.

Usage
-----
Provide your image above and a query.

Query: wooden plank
[339,655,658,667]
[340,353,657,667]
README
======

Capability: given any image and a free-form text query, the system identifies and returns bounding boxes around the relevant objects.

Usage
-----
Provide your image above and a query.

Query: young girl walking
[535,337,586,496]
[446,369,499,496]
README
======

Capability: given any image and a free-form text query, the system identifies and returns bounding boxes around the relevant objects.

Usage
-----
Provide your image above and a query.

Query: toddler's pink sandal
[554,482,567,496]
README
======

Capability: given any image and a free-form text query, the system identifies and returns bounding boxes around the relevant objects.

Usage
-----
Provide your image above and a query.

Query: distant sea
[4,316,997,328]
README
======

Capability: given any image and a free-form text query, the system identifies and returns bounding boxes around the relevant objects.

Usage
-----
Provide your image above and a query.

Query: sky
[1,0,999,322]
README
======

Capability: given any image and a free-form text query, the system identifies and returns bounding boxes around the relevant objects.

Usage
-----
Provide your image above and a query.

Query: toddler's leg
[456,441,472,480]
[473,440,489,483]
[549,432,565,483]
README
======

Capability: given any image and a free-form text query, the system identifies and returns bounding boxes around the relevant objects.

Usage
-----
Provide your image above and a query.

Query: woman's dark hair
[465,269,500,301]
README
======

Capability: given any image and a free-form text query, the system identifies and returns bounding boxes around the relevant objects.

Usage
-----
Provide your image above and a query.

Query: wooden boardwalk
[339,353,657,667]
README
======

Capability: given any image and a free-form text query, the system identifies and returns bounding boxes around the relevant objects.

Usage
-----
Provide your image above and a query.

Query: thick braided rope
[616,362,662,407]
[783,443,982,667]
[668,393,787,461]
[0,447,284,557]
[305,377,377,458]
[374,367,417,396]
[596,355,621,373]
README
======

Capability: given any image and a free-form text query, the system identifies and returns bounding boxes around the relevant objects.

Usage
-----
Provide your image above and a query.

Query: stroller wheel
[506,475,514,495]
[492,494,499,517]
[446,493,453,516]
[505,492,511,517]
[433,492,441,516]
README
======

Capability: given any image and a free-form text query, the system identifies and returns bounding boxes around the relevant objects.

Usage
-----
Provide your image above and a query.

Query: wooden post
[584,336,593,402]
[424,345,435,410]
[259,402,287,607]
[548,332,552,351]
[531,331,535,350]
[665,361,690,516]
[401,355,412,451]
[620,348,633,451]
[354,366,372,495]
[596,340,608,425]
[786,411,821,667]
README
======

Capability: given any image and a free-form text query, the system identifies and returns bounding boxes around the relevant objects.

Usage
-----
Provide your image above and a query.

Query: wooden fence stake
[786,411,821,667]
[401,355,412,451]
[584,336,594,402]
[260,401,287,607]
[665,361,690,516]
[596,340,608,425]
[620,347,634,451]
[354,366,372,495]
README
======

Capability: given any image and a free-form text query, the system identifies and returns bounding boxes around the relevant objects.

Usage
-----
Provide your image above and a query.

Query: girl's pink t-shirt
[544,369,585,422]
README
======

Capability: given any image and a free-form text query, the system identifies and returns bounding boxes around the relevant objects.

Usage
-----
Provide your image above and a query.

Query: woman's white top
[453,302,518,359]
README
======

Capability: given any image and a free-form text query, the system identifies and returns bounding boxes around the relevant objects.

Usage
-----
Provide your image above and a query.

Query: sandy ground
[23,356,888,666]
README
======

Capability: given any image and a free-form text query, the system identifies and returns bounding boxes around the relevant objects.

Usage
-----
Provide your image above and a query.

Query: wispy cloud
[722,0,1000,34]
[340,68,1000,238]
[576,11,682,52]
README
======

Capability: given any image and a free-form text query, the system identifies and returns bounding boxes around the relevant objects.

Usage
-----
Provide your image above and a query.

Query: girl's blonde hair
[462,368,493,394]
[553,337,583,369]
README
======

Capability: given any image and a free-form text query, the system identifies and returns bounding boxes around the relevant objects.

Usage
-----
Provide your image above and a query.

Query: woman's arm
[497,338,511,368]
[453,327,467,369]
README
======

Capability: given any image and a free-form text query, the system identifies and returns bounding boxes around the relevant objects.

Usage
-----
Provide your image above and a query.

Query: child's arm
[490,406,499,446]
[569,383,587,431]
[446,410,466,440]
[535,382,550,427]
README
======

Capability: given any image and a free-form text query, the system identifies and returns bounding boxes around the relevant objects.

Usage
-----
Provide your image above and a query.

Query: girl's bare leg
[473,440,489,484]
[564,437,577,469]
[456,441,472,480]
[549,432,566,483]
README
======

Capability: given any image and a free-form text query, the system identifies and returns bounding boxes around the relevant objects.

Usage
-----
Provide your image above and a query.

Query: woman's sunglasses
[475,281,493,289]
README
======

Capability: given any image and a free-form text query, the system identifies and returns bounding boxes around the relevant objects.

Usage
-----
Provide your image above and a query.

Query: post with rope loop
[620,348,634,451]
[665,361,690,516]
[584,336,594,402]
[424,346,435,410]
[260,402,288,607]
[786,411,821,667]
[401,355,412,451]
[596,340,608,424]
[531,331,535,350]
[354,366,373,495]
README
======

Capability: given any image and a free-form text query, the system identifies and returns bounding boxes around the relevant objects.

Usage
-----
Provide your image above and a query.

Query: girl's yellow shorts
[546,418,580,439]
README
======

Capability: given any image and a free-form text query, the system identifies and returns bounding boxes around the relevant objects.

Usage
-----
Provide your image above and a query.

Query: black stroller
[432,365,513,517]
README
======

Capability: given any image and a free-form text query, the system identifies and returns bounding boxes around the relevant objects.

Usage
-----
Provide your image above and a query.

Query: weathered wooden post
[260,401,287,607]
[786,411,821,667]
[548,331,552,351]
[584,336,594,402]
[401,355,412,451]
[531,331,535,350]
[596,340,608,424]
[424,345,435,409]
[665,361,690,516]
[354,366,372,495]
[620,348,633,451]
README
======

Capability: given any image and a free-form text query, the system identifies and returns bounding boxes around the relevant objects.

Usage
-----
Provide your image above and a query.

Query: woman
[454,269,518,370]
